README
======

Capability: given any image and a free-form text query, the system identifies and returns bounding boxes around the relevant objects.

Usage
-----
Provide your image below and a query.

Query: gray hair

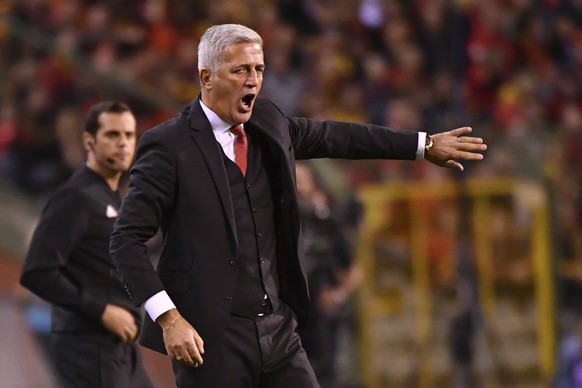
[198,24,263,73]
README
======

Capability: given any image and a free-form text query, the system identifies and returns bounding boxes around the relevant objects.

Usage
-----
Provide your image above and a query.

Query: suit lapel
[187,100,238,246]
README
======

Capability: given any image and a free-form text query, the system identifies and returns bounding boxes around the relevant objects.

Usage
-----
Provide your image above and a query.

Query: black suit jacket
[21,167,139,332]
[110,97,418,354]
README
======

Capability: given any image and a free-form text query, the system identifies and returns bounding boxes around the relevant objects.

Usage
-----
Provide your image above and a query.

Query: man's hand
[425,127,487,171]
[101,304,138,342]
[318,285,348,314]
[158,309,204,368]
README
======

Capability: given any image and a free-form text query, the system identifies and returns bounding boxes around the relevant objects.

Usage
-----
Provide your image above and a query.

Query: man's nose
[246,70,259,86]
[119,135,130,147]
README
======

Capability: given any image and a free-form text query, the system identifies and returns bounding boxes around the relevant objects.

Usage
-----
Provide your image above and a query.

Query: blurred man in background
[20,101,152,388]
[296,161,364,387]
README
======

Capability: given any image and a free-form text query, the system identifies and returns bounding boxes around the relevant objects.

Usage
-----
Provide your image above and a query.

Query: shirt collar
[199,99,240,134]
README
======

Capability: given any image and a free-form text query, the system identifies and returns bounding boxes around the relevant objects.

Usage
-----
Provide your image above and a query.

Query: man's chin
[119,163,132,172]
[234,112,252,123]
[110,161,131,173]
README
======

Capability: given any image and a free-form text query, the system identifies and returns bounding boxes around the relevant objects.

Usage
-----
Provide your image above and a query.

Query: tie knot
[230,124,245,139]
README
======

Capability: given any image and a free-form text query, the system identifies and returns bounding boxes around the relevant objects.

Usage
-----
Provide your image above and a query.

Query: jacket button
[224,296,233,304]
[229,259,238,266]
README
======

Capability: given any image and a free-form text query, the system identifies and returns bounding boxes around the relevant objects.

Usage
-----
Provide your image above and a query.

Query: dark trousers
[173,304,320,388]
[52,331,153,388]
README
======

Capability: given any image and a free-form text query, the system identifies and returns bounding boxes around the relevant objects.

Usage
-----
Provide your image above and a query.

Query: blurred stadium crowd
[0,0,582,378]
[0,0,580,190]
[3,0,582,273]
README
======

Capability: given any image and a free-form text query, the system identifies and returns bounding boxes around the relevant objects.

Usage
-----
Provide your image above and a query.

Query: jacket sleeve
[288,116,419,161]
[20,189,106,322]
[110,128,176,306]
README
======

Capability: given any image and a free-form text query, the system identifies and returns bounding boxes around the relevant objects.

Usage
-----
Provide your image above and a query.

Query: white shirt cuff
[417,132,427,160]
[144,291,176,322]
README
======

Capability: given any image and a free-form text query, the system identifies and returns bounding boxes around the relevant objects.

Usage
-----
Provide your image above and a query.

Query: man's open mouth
[241,94,255,109]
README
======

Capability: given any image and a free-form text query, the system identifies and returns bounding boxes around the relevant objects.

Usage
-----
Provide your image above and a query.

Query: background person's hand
[425,127,487,171]
[158,309,205,367]
[101,304,138,342]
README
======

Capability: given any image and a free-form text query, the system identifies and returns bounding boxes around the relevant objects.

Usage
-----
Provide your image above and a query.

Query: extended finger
[457,141,487,153]
[449,126,473,137]
[453,150,485,161]
[445,160,464,171]
[457,136,485,145]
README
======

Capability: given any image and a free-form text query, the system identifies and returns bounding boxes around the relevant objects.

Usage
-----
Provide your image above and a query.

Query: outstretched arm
[425,127,487,171]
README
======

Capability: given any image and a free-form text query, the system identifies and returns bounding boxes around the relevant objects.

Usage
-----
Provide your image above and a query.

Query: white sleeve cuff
[144,291,176,322]
[417,132,427,160]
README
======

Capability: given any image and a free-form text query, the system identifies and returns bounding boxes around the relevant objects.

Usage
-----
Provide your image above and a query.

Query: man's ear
[82,132,95,153]
[199,69,212,90]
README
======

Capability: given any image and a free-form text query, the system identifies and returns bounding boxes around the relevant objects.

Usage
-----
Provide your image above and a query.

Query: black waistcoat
[219,132,280,317]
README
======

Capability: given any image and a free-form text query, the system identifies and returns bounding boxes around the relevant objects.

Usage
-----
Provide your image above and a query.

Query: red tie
[230,124,247,176]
